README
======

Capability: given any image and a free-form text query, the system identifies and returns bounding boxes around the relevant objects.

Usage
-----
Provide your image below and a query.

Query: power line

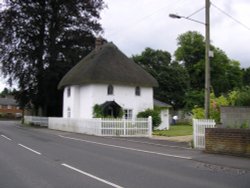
[211,2,250,31]
[103,0,186,39]
[186,6,205,19]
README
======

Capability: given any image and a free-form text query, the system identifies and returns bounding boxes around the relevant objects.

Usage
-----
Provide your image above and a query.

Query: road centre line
[62,163,123,188]
[18,144,42,155]
[1,134,12,141]
[59,135,192,160]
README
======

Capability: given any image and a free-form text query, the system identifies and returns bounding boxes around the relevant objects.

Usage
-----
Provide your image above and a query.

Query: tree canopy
[134,31,247,112]
[174,31,243,97]
[0,0,105,116]
[133,48,189,109]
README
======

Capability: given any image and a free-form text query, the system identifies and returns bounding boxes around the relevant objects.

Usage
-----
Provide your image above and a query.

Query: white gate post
[193,118,215,149]
[193,119,197,148]
[148,116,152,137]
[123,118,126,136]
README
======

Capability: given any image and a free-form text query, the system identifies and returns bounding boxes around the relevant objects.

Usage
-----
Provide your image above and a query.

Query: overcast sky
[1,0,250,91]
[101,0,250,66]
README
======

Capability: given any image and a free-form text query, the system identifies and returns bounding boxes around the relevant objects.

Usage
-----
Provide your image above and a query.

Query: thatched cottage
[58,39,158,119]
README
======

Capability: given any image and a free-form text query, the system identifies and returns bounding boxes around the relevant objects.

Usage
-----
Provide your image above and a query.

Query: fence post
[98,118,102,136]
[193,119,197,148]
[123,118,126,136]
[148,116,152,137]
[193,118,215,149]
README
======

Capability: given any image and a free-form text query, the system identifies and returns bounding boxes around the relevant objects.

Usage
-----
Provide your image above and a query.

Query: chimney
[95,36,103,50]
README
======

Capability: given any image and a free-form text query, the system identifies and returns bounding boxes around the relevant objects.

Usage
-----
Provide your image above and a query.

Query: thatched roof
[58,42,158,89]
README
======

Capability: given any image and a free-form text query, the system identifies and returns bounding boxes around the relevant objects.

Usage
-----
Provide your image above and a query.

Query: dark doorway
[101,101,122,118]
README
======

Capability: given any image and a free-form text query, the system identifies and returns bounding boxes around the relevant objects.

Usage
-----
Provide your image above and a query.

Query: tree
[0,0,105,116]
[175,31,243,97]
[133,48,189,109]
[133,47,171,77]
[231,87,250,106]
[242,67,250,86]
[175,31,205,90]
[0,87,16,97]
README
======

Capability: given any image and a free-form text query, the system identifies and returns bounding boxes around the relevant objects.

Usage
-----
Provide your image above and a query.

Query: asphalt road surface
[0,121,249,188]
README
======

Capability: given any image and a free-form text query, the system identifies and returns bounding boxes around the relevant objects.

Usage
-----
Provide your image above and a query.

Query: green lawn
[153,124,193,137]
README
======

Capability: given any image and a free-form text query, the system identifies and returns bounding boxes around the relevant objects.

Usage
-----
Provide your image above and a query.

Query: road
[0,121,249,188]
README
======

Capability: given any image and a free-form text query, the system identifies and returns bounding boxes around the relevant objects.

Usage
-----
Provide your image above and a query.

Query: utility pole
[205,0,210,119]
[169,0,211,118]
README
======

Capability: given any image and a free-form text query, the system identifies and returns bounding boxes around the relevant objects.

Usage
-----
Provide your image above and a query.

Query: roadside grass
[153,124,193,137]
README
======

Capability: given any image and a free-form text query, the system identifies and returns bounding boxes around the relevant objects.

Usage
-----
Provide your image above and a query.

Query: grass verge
[153,124,193,137]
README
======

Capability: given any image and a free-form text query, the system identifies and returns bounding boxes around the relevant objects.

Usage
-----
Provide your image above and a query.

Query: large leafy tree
[0,0,105,116]
[175,31,205,90]
[133,48,189,109]
[175,31,243,97]
[242,67,250,86]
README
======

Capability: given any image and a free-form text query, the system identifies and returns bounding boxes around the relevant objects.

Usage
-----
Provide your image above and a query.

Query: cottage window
[67,87,71,97]
[7,105,12,109]
[107,85,114,95]
[135,86,140,96]
[0,105,2,109]
[67,107,71,118]
[124,109,133,119]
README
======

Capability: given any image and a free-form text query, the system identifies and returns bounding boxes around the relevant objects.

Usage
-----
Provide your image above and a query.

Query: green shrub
[93,104,123,118]
[192,107,204,119]
[137,109,161,128]
[240,121,249,129]
[93,104,104,118]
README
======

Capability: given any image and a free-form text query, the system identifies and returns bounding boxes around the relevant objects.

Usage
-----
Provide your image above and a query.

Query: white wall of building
[63,83,154,119]
[63,85,80,118]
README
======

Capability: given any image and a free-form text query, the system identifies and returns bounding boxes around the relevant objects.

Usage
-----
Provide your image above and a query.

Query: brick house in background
[0,96,22,118]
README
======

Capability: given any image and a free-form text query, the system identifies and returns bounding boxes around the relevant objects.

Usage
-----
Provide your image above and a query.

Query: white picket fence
[24,116,48,127]
[49,117,152,137]
[193,119,216,149]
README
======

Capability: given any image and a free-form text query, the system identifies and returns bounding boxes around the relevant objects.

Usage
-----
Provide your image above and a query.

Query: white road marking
[18,144,41,155]
[1,134,12,141]
[59,135,192,160]
[62,163,123,188]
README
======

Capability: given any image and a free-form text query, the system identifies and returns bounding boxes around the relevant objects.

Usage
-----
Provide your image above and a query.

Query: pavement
[151,135,250,172]
[152,135,193,143]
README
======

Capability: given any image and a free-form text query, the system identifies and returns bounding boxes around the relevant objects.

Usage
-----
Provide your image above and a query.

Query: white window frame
[135,86,141,96]
[107,85,114,95]
[67,107,71,118]
[124,109,133,119]
[67,87,71,97]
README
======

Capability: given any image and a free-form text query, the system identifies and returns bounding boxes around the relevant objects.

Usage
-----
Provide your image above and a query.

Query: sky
[1,0,250,92]
[100,0,250,65]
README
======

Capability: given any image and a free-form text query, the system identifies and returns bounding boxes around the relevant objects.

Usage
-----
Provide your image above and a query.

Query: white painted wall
[63,85,80,118]
[156,109,170,130]
[63,83,154,119]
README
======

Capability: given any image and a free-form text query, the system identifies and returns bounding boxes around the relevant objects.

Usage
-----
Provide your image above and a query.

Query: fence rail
[101,118,151,136]
[48,117,152,137]
[24,116,48,127]
[193,119,215,149]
